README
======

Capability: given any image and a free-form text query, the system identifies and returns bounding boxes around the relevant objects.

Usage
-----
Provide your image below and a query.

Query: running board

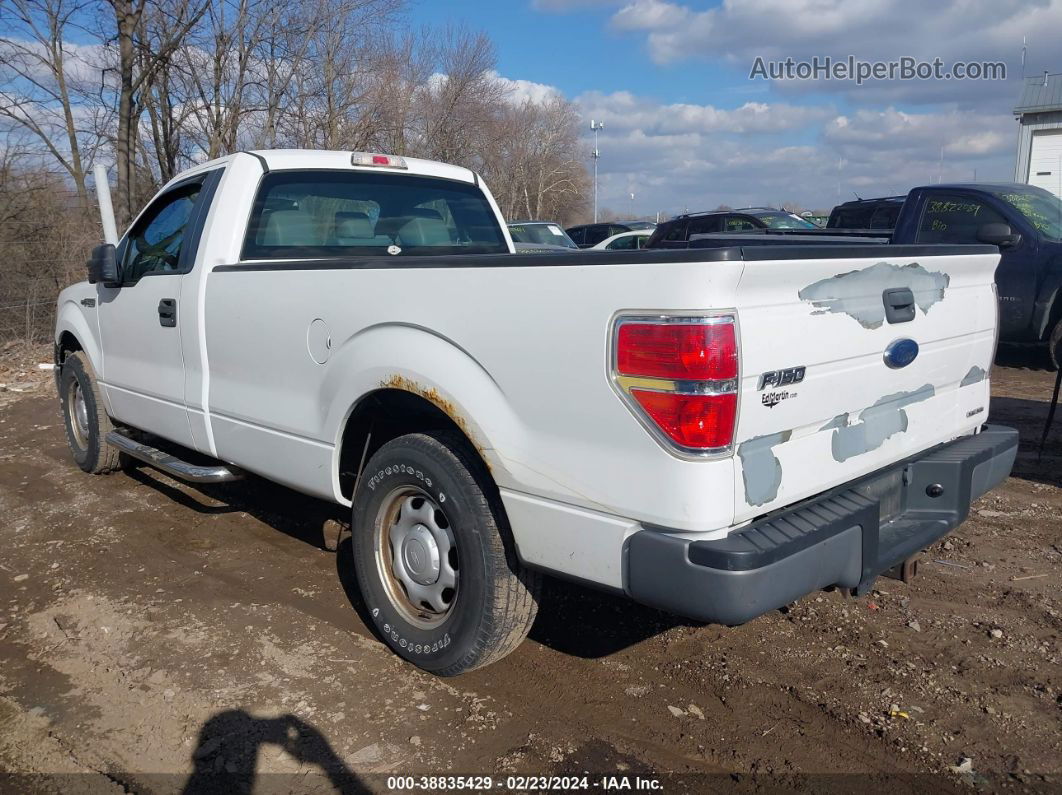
[105,430,242,483]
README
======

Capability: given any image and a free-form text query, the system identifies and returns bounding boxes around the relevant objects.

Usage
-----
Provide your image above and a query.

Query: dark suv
[826,196,905,230]
[646,208,815,248]
[565,222,634,248]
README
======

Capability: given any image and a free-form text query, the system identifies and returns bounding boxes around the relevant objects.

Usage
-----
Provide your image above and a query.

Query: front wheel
[59,351,123,474]
[351,431,540,675]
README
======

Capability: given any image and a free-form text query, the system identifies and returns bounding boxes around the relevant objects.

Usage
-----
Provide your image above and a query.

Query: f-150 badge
[759,366,806,390]
[759,366,805,408]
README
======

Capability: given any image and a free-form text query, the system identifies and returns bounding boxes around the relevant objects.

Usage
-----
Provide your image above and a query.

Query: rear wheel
[59,351,123,474]
[351,430,540,675]
[1049,318,1062,371]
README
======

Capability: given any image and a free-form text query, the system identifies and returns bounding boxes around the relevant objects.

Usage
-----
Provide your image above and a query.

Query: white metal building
[1014,72,1062,198]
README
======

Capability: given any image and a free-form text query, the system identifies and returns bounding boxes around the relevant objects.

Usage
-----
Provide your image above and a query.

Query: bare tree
[0,0,99,206]
[107,0,209,221]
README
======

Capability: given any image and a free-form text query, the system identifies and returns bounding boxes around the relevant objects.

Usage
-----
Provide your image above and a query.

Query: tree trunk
[112,0,143,226]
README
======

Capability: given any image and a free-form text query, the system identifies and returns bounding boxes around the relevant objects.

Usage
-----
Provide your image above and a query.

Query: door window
[122,183,203,283]
[724,215,759,231]
[606,234,637,250]
[566,226,585,245]
[916,194,1006,243]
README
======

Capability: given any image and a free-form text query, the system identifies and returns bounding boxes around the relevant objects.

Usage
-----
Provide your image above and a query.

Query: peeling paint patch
[830,384,935,462]
[819,413,849,432]
[961,365,987,387]
[798,262,950,329]
[738,430,792,507]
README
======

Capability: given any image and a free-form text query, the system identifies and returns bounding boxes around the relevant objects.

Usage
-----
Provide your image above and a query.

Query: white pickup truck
[55,150,1018,675]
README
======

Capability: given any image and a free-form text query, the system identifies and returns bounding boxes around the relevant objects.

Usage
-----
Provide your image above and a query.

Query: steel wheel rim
[373,486,459,629]
[68,380,89,448]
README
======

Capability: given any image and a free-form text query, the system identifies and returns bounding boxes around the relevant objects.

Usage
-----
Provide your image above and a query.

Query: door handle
[158,298,177,327]
[882,287,915,324]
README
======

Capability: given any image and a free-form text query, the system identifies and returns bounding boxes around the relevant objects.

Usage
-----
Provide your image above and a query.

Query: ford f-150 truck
[55,150,1018,676]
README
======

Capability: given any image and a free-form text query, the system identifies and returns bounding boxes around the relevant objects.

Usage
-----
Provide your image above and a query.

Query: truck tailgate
[731,245,1000,523]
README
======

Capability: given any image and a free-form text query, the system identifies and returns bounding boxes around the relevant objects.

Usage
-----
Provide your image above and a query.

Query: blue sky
[411,0,1061,216]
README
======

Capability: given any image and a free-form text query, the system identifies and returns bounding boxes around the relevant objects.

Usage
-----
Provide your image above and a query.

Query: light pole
[629,192,634,219]
[590,119,604,223]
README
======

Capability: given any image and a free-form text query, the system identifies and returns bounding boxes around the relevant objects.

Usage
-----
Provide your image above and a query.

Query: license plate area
[852,468,906,525]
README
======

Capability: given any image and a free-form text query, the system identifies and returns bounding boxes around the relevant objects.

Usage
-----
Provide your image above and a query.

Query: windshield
[982,185,1062,241]
[750,211,817,229]
[242,170,508,259]
[507,223,577,248]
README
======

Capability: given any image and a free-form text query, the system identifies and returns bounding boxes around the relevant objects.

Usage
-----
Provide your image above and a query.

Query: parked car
[646,208,815,247]
[55,150,1016,677]
[827,196,906,231]
[507,221,578,249]
[565,222,634,248]
[592,230,652,250]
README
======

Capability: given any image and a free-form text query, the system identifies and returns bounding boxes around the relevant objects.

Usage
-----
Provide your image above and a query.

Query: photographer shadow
[182,710,369,794]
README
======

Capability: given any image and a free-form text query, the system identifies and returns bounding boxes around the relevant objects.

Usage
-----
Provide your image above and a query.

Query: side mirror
[977,223,1021,249]
[87,244,120,286]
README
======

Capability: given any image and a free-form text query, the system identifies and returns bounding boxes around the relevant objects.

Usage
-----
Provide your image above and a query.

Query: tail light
[612,315,739,456]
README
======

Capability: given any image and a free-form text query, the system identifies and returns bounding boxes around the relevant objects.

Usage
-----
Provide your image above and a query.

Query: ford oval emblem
[884,338,919,369]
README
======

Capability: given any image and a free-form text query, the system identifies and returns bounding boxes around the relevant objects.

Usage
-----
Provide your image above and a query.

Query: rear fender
[321,323,524,500]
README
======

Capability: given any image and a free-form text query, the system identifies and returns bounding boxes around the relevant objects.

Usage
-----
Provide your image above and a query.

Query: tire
[59,351,123,474]
[1049,318,1062,371]
[351,430,540,676]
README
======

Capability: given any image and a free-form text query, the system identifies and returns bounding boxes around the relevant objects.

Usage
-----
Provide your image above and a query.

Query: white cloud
[570,89,1014,214]
[576,90,833,135]
[608,0,1062,107]
[488,71,563,105]
[822,107,1012,159]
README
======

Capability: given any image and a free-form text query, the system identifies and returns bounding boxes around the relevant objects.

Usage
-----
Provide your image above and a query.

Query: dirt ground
[0,342,1059,793]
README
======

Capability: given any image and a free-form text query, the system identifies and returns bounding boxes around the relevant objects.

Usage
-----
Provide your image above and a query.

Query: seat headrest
[335,211,373,241]
[397,216,451,246]
[261,209,318,246]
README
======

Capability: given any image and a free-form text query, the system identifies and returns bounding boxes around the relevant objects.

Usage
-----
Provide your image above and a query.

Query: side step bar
[105,430,242,484]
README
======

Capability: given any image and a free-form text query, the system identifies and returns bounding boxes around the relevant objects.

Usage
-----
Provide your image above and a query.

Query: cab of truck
[893,183,1062,367]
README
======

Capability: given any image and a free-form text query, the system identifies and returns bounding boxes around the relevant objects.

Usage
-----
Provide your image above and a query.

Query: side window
[687,216,722,236]
[567,227,585,245]
[869,206,896,229]
[724,215,758,231]
[662,220,688,241]
[608,225,628,237]
[607,234,637,250]
[123,183,203,283]
[916,194,1006,243]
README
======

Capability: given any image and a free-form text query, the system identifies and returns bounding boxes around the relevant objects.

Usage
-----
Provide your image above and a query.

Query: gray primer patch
[798,261,950,329]
[738,430,792,507]
[819,413,849,432]
[961,365,987,387]
[830,384,935,462]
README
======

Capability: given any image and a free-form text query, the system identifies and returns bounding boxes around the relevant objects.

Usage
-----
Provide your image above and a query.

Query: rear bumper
[625,424,1018,625]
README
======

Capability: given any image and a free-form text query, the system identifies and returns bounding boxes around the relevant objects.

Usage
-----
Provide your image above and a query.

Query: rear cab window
[241,170,508,259]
